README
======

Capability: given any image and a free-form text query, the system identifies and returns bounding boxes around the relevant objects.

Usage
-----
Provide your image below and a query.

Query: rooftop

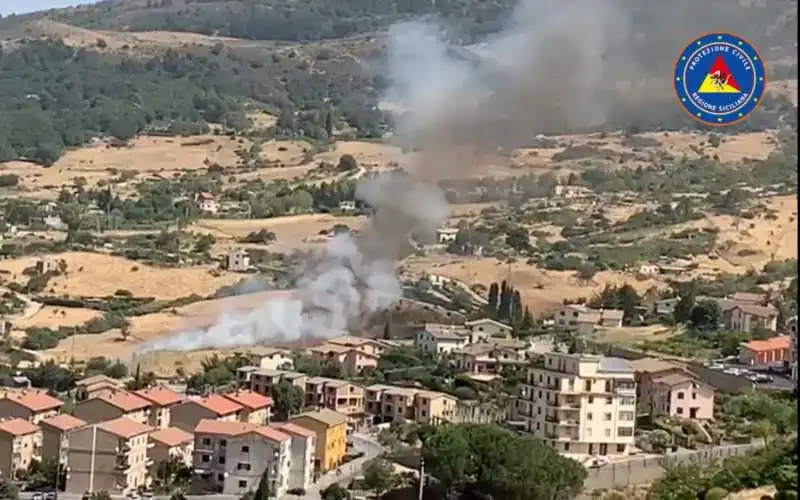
[251,426,291,443]
[292,409,348,427]
[653,372,701,387]
[742,335,791,352]
[97,418,152,439]
[272,422,316,439]
[134,386,184,407]
[191,394,244,416]
[95,390,152,412]
[76,374,119,387]
[40,414,86,432]
[464,318,512,330]
[731,303,778,318]
[1,390,64,412]
[629,357,682,374]
[195,419,256,436]
[0,418,40,437]
[222,390,274,410]
[598,357,634,373]
[149,426,194,447]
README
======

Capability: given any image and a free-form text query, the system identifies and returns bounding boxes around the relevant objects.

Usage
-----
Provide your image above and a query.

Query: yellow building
[290,409,347,473]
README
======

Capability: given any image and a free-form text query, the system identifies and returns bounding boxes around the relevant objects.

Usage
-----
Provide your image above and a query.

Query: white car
[586,455,610,469]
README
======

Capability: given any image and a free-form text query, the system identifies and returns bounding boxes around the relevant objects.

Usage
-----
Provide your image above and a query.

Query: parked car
[32,494,43,500]
[585,456,610,469]
[44,493,56,500]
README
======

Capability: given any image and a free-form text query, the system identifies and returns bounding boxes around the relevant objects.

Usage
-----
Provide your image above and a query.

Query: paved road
[582,441,765,492]
[20,433,385,500]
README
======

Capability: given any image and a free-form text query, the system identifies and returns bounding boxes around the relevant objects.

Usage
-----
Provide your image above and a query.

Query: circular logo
[674,33,767,126]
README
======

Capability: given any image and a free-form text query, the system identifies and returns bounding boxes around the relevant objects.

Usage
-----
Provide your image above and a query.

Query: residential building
[0,389,63,423]
[73,390,152,425]
[171,395,244,432]
[729,304,779,333]
[309,344,378,376]
[65,418,153,495]
[39,414,86,467]
[524,353,637,456]
[414,328,469,355]
[304,378,364,420]
[222,390,273,425]
[739,336,791,366]
[74,375,122,402]
[225,249,251,272]
[327,336,392,357]
[649,297,680,317]
[436,228,459,244]
[0,418,42,479]
[148,427,194,470]
[195,192,218,214]
[225,426,291,497]
[629,357,688,416]
[255,349,294,371]
[552,305,625,331]
[289,409,348,473]
[134,386,184,429]
[650,372,715,420]
[364,385,456,425]
[272,422,315,491]
[193,420,257,492]
[237,368,307,395]
[731,292,767,305]
[451,342,528,375]
[464,318,513,339]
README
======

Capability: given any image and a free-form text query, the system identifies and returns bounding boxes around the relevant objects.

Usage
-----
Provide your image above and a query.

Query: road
[19,433,385,500]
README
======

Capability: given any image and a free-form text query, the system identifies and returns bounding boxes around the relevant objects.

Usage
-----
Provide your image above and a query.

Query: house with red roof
[739,335,791,366]
[73,389,152,425]
[135,385,185,429]
[272,422,316,490]
[0,389,64,423]
[40,414,86,464]
[148,426,194,470]
[0,418,41,478]
[170,394,243,433]
[222,390,273,425]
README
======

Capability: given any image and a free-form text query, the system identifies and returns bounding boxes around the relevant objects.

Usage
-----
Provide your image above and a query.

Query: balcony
[115,459,129,470]
[545,430,578,441]
[614,384,636,395]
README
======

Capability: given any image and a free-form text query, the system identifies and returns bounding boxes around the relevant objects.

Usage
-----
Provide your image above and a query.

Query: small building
[0,418,42,479]
[552,304,625,330]
[729,304,779,333]
[414,328,469,355]
[272,422,315,491]
[73,390,152,425]
[308,343,378,376]
[550,184,594,200]
[39,414,86,467]
[304,378,365,421]
[364,385,457,426]
[171,395,244,433]
[221,390,273,425]
[451,343,528,375]
[224,249,251,272]
[225,426,291,497]
[255,348,294,371]
[134,385,185,430]
[65,418,153,495]
[435,228,459,244]
[650,372,715,420]
[74,374,122,402]
[148,426,194,470]
[788,317,797,384]
[195,192,219,214]
[464,318,513,340]
[739,336,791,366]
[289,409,348,473]
[327,336,392,357]
[0,389,64,424]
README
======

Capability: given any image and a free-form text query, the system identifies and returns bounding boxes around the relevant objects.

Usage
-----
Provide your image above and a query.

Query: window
[617,427,634,437]
[220,440,228,447]
[604,429,611,437]
[241,445,250,453]
[603,413,612,421]
[588,396,594,404]
[218,474,225,482]
[605,381,612,392]
[605,397,613,405]
[564,443,570,451]
[617,444,626,453]
[692,392,697,399]
[677,407,683,414]
[237,463,251,471]
[238,480,247,488]
[586,412,593,421]
[677,392,684,399]
[202,455,210,463]
[584,380,592,391]
[619,411,635,421]
[536,422,540,430]
[218,457,226,465]
[621,397,635,406]
[202,438,211,446]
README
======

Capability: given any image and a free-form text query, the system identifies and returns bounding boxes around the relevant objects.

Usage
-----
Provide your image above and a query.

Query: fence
[582,441,764,492]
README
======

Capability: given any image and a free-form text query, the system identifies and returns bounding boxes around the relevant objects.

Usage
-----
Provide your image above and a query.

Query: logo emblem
[674,33,766,126]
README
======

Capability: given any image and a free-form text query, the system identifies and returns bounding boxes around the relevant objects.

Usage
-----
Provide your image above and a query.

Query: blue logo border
[673,32,767,127]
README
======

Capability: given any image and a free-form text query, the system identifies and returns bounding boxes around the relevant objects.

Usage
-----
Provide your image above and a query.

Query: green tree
[337,154,358,171]
[362,457,396,498]
[487,282,499,317]
[0,480,19,500]
[689,300,721,331]
[253,464,273,500]
[269,380,304,421]
[320,484,349,500]
[673,286,696,324]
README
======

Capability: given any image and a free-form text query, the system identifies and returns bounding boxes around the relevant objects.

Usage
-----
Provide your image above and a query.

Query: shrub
[704,487,729,500]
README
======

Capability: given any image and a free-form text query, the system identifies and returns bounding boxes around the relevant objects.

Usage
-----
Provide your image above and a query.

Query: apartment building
[134,386,184,429]
[66,418,153,495]
[650,372,715,420]
[171,395,243,433]
[414,328,469,355]
[327,336,394,357]
[40,414,86,466]
[451,342,528,374]
[552,305,625,332]
[308,344,379,376]
[253,348,294,371]
[0,418,42,479]
[365,385,456,425]
[272,422,315,491]
[304,378,365,420]
[192,419,291,496]
[75,375,122,402]
[148,427,194,470]
[729,304,779,333]
[225,426,291,497]
[463,318,513,340]
[629,357,688,416]
[237,368,307,395]
[0,389,63,424]
[222,390,273,425]
[289,409,348,473]
[73,390,152,425]
[524,353,637,456]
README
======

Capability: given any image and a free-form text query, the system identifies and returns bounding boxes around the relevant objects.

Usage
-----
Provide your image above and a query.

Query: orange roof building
[40,414,86,432]
[0,418,40,437]
[135,386,184,407]
[171,395,244,433]
[0,418,41,478]
[73,390,152,425]
[149,426,194,447]
[739,335,791,366]
[97,418,153,439]
[0,390,63,423]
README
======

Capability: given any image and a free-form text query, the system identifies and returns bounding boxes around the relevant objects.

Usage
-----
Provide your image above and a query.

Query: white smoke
[137,0,629,355]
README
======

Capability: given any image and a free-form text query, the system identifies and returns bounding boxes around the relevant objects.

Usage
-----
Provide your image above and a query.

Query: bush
[0,174,19,187]
[704,487,729,500]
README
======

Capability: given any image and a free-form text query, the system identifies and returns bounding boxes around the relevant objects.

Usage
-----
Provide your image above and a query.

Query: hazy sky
[0,0,98,16]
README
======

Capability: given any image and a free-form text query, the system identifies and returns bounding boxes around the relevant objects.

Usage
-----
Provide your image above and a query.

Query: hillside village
[0,0,798,499]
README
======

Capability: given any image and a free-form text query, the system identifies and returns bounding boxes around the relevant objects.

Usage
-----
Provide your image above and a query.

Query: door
[599,443,608,456]
[690,408,698,419]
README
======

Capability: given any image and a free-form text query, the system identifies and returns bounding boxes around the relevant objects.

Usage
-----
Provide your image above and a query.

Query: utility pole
[418,456,425,500]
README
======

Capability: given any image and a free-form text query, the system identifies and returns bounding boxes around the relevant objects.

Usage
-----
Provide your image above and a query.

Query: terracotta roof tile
[96,390,152,412]
[134,386,184,407]
[251,426,291,443]
[222,390,273,410]
[2,390,64,412]
[192,394,243,416]
[195,419,256,436]
[40,414,86,432]
[743,335,791,352]
[272,422,316,439]
[0,418,40,437]
[97,418,153,439]
[292,409,348,427]
[76,375,119,387]
[149,427,193,447]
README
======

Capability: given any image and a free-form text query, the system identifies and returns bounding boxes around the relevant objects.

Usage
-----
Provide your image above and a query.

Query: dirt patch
[0,252,241,299]
[14,306,102,330]
[593,325,678,344]
[725,486,777,500]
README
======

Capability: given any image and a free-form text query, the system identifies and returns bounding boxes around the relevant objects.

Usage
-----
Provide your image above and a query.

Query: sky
[0,0,98,16]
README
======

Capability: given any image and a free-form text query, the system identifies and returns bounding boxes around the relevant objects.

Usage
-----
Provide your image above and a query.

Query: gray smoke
[136,0,646,355]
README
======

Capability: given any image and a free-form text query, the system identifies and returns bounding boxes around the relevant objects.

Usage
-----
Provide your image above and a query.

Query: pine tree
[487,282,500,316]
[253,463,272,500]
[383,320,391,340]
[511,290,523,323]
[498,281,511,319]
[521,307,535,330]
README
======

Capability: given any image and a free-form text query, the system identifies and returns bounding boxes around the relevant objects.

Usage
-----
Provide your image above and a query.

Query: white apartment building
[524,353,636,457]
